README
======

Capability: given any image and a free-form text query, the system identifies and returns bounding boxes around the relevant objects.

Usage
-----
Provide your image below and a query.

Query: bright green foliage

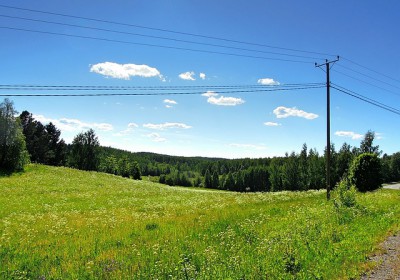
[348,153,382,192]
[68,129,100,171]
[333,179,357,208]
[0,99,29,171]
[359,130,381,155]
[1,165,399,279]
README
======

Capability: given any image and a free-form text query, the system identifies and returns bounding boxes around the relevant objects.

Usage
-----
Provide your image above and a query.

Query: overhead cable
[331,83,400,116]
[0,83,324,91]
[0,14,324,61]
[0,84,325,97]
[0,26,314,64]
[0,4,337,57]
[341,57,400,84]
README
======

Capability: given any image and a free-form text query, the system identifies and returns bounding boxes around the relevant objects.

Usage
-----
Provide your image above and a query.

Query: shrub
[333,179,357,208]
[348,153,382,192]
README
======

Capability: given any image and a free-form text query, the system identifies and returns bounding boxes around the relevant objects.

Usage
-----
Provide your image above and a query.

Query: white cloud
[201,91,218,97]
[273,106,318,120]
[207,96,245,106]
[90,62,162,80]
[229,143,267,150]
[264,122,281,126]
[199,73,206,80]
[258,78,280,85]
[117,122,139,136]
[143,122,192,130]
[164,99,177,105]
[201,91,245,106]
[33,114,114,132]
[335,131,364,140]
[146,133,167,142]
[179,71,196,81]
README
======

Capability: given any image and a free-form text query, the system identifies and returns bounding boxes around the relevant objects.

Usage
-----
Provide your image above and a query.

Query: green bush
[348,153,382,192]
[333,179,357,208]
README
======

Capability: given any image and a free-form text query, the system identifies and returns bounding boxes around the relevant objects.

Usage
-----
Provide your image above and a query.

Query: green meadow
[0,165,399,279]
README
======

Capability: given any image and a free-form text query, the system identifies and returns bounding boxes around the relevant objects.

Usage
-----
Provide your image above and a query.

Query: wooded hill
[1,100,399,192]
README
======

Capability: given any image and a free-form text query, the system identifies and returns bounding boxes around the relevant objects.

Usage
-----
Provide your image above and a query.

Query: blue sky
[1,0,399,158]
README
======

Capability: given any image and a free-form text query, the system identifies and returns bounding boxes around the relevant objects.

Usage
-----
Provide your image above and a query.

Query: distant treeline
[9,107,400,192]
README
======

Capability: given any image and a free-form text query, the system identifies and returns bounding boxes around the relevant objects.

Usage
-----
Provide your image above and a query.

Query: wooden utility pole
[316,56,339,200]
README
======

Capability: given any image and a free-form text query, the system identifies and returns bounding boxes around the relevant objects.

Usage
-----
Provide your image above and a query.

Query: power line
[0,85,325,97]
[341,56,400,84]
[0,26,314,64]
[0,4,337,58]
[336,64,400,90]
[332,69,400,98]
[331,83,400,116]
[0,14,324,61]
[0,83,324,91]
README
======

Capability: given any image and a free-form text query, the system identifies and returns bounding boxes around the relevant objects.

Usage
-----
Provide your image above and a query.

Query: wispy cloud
[273,106,318,120]
[164,99,177,108]
[164,99,177,105]
[116,122,139,136]
[179,71,196,81]
[199,73,206,80]
[258,78,280,85]
[229,143,267,150]
[33,114,114,132]
[146,132,167,142]
[335,131,364,140]
[264,121,281,126]
[201,91,218,97]
[143,122,192,130]
[202,91,245,106]
[90,62,163,80]
[207,96,245,106]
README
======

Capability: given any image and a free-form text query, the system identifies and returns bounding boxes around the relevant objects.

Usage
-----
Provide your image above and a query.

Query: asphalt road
[383,183,400,190]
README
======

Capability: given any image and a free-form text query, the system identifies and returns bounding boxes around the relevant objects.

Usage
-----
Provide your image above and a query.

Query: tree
[282,152,300,191]
[308,148,325,190]
[68,129,100,171]
[212,171,219,189]
[223,172,235,190]
[337,143,353,180]
[299,143,309,190]
[19,111,66,166]
[0,99,29,171]
[269,158,283,191]
[130,161,142,180]
[360,130,381,155]
[203,169,212,188]
[45,122,67,166]
[348,153,382,192]
[390,152,400,182]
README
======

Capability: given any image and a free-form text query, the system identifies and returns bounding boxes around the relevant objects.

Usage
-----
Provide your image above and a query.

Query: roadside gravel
[360,232,400,280]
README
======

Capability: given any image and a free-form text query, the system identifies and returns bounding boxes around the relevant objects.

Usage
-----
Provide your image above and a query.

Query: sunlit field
[1,165,399,279]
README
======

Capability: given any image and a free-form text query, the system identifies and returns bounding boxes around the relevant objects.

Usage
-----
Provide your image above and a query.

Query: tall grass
[0,164,399,279]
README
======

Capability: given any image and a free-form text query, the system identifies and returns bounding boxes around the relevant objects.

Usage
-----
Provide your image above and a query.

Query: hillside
[0,165,399,279]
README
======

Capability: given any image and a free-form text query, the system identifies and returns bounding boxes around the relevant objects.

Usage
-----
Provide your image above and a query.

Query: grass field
[0,164,399,279]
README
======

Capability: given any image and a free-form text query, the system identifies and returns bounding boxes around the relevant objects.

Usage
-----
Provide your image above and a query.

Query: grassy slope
[0,165,399,280]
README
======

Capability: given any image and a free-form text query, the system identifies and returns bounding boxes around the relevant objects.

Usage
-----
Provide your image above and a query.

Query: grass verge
[0,164,399,279]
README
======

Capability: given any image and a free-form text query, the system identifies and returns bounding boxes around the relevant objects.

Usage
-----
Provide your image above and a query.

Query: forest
[2,98,400,192]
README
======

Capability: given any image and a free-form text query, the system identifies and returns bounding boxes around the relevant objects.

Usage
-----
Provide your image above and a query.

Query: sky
[1,0,399,158]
